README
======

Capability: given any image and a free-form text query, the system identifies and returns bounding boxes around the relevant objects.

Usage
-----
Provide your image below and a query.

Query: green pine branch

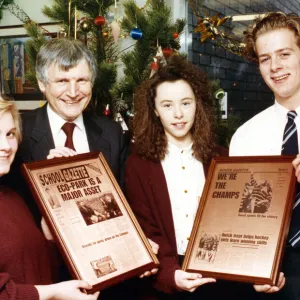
[112,0,186,113]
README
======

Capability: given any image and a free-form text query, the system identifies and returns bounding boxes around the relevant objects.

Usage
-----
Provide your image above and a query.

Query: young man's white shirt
[230,101,300,156]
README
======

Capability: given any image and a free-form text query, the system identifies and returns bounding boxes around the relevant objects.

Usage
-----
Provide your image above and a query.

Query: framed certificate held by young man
[22,152,159,293]
[182,156,296,285]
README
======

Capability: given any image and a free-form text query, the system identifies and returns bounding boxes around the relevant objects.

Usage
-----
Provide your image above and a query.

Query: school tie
[281,111,300,246]
[62,122,76,151]
[282,111,298,155]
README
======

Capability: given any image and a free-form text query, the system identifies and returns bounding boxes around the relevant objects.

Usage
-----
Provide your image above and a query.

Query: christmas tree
[21,0,185,117]
[112,0,185,116]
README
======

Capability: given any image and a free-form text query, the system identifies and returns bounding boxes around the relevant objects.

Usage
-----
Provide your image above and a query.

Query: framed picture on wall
[0,23,58,109]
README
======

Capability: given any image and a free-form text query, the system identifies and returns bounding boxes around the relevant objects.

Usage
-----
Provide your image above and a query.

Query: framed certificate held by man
[22,152,159,293]
[182,156,296,285]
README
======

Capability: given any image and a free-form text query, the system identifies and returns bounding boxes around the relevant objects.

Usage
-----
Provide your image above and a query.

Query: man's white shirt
[47,104,90,153]
[230,101,300,156]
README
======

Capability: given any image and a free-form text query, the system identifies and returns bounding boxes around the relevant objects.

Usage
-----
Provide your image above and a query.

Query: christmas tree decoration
[173,32,179,39]
[214,88,225,100]
[79,17,92,33]
[189,1,245,56]
[156,45,167,64]
[151,60,159,71]
[68,0,71,37]
[57,28,67,39]
[110,0,121,44]
[162,47,173,58]
[74,5,77,39]
[130,27,143,40]
[111,20,121,44]
[194,14,231,42]
[113,93,128,114]
[126,110,135,118]
[94,15,106,26]
[150,44,167,78]
[102,30,109,38]
[114,113,129,131]
[104,104,111,116]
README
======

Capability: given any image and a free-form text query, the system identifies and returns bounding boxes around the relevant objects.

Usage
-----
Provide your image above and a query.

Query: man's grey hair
[36,38,97,85]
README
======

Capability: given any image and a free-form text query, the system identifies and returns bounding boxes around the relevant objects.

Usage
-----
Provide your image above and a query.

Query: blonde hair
[244,12,300,62]
[0,95,22,143]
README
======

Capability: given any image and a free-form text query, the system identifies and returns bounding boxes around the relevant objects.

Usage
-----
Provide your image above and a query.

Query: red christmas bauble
[94,16,106,26]
[173,32,179,39]
[151,62,159,71]
[162,48,173,57]
[103,104,111,116]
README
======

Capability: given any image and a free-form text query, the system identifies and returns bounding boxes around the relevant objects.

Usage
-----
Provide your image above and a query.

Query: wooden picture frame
[22,152,159,293]
[182,156,296,285]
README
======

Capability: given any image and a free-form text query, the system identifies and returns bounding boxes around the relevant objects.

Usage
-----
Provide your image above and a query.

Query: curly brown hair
[131,55,215,163]
[244,12,300,62]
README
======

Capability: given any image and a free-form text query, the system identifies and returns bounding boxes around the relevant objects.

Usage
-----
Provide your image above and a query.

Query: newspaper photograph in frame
[182,156,296,285]
[21,152,159,293]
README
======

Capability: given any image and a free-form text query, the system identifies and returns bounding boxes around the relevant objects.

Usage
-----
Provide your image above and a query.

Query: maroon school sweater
[0,185,57,300]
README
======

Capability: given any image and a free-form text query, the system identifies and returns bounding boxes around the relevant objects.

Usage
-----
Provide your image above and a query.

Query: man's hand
[139,239,159,278]
[292,155,300,182]
[148,238,159,254]
[175,270,216,292]
[253,272,285,293]
[47,147,77,159]
[36,280,100,300]
[41,217,54,240]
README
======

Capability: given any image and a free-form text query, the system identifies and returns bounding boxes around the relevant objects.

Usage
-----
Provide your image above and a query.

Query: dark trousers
[99,247,300,300]
[255,246,300,300]
[134,255,257,300]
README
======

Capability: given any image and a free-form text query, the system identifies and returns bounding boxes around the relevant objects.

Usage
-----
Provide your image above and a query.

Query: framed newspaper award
[182,156,296,285]
[22,152,159,293]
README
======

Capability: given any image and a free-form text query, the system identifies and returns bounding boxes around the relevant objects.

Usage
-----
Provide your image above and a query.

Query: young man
[230,12,300,299]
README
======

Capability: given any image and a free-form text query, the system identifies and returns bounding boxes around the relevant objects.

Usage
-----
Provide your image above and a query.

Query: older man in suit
[10,38,127,224]
[18,38,127,184]
[12,38,157,299]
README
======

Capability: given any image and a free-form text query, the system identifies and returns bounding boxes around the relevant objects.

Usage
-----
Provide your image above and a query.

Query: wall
[0,0,60,36]
[188,0,300,122]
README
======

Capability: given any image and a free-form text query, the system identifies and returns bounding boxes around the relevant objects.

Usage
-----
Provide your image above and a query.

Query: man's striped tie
[281,111,300,246]
[282,111,298,155]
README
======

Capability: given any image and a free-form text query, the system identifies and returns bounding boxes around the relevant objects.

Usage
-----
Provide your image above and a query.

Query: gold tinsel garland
[189,0,245,56]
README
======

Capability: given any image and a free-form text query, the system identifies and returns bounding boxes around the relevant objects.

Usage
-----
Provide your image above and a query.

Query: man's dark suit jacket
[124,147,228,296]
[10,104,128,221]
[19,104,127,182]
